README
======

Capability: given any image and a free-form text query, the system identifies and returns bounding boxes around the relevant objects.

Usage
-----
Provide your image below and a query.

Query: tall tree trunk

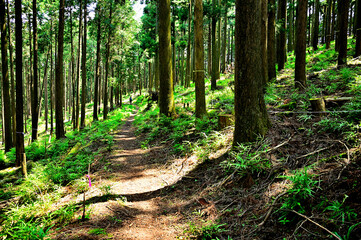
[185,0,192,88]
[349,2,354,35]
[80,0,87,128]
[233,0,270,144]
[261,0,268,85]
[93,5,101,121]
[268,0,276,82]
[103,2,113,120]
[288,0,295,51]
[295,0,308,90]
[148,61,152,92]
[355,0,361,56]
[28,14,32,119]
[70,8,76,128]
[338,0,350,66]
[326,0,333,49]
[32,0,38,141]
[276,0,287,71]
[50,20,54,134]
[308,3,312,46]
[227,24,231,65]
[312,0,320,50]
[194,0,207,118]
[0,0,13,152]
[158,0,175,117]
[211,0,218,90]
[154,52,159,91]
[172,6,176,87]
[15,0,26,176]
[208,17,212,76]
[45,50,48,132]
[220,0,227,73]
[331,0,336,41]
[6,0,16,145]
[37,51,49,124]
[76,0,83,129]
[55,0,65,139]
[98,63,102,113]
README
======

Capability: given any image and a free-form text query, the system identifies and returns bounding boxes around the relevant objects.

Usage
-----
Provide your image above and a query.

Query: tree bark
[185,0,192,88]
[276,0,287,71]
[50,20,54,134]
[103,2,113,120]
[80,0,87,128]
[220,0,227,73]
[211,0,218,90]
[75,0,83,129]
[312,0,320,50]
[69,8,76,128]
[268,0,276,82]
[31,0,38,141]
[261,0,268,85]
[15,0,26,176]
[93,5,101,121]
[295,0,308,90]
[208,18,212,76]
[331,0,336,41]
[55,0,65,139]
[6,0,16,145]
[0,0,13,152]
[326,0,332,49]
[233,0,270,144]
[194,0,207,118]
[355,0,361,56]
[338,0,350,66]
[158,0,175,117]
[288,0,295,51]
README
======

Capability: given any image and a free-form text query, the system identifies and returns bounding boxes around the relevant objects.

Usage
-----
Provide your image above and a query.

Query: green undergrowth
[134,39,361,239]
[134,80,231,157]
[0,105,133,239]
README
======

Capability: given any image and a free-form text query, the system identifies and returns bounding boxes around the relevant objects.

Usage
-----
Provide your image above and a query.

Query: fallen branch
[291,210,341,240]
[296,147,330,160]
[266,136,292,153]
[258,192,287,227]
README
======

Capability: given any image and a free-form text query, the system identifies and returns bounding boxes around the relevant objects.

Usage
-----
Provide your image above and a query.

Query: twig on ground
[296,147,330,160]
[292,219,307,238]
[291,210,341,240]
[336,140,350,180]
[258,191,287,227]
[266,136,292,153]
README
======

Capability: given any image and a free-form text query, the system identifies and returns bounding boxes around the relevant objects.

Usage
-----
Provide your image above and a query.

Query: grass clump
[221,140,271,177]
[279,168,319,223]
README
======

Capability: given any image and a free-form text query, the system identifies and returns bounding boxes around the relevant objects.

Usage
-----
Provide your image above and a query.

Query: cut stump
[310,98,326,116]
[218,114,234,130]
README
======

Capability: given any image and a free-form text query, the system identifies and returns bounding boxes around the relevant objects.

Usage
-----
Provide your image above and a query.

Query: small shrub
[279,168,319,221]
[221,140,271,177]
[1,219,52,240]
[184,222,227,240]
[324,195,357,223]
[88,228,106,235]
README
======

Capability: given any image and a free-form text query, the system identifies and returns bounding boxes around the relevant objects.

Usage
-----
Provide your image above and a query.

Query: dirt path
[54,108,198,240]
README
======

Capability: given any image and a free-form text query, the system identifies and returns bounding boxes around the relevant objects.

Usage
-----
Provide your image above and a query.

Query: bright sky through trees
[132,1,145,21]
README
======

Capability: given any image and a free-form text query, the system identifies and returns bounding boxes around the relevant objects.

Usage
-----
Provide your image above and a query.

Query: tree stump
[310,98,326,116]
[218,114,234,130]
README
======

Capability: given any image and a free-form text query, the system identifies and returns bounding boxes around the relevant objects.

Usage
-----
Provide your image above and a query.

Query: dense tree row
[0,0,360,175]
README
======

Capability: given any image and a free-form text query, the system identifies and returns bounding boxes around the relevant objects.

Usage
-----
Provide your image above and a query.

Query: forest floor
[51,108,200,240]
[2,41,361,240]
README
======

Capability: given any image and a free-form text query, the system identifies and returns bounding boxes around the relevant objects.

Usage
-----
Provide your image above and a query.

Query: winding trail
[54,108,198,240]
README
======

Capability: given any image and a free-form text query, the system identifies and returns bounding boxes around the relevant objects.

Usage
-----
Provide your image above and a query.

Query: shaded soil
[51,109,200,240]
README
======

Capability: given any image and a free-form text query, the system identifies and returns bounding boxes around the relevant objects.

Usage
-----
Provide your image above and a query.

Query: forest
[0,0,361,239]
